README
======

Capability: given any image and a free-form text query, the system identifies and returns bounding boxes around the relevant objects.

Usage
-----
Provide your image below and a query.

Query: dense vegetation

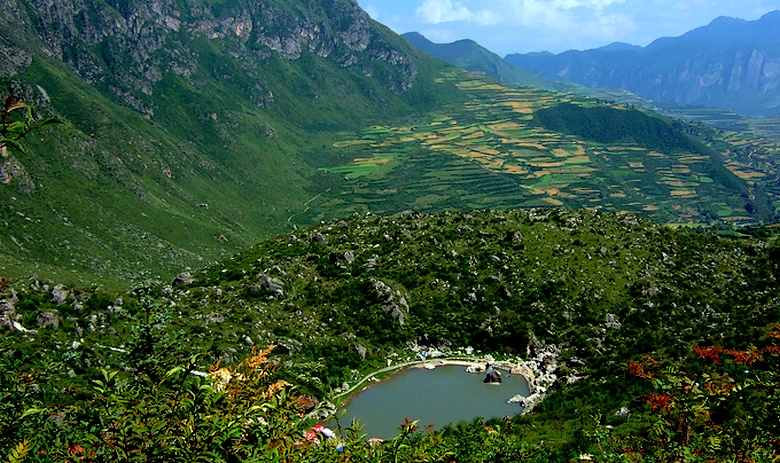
[531,102,704,153]
[3,2,780,461]
[2,209,779,461]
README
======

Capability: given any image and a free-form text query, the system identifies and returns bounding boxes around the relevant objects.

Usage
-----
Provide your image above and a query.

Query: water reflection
[332,365,530,439]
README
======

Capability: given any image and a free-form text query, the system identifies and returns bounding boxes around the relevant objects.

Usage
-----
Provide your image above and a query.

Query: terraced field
[315,71,780,225]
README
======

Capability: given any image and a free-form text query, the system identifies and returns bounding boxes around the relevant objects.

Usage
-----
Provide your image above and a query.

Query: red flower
[400,417,418,432]
[762,345,780,356]
[722,349,759,366]
[627,361,653,378]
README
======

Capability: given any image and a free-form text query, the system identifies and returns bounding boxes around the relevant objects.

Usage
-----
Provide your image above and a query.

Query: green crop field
[311,71,780,225]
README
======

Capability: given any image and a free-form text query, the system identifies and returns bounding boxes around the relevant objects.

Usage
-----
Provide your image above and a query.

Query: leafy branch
[0,89,61,156]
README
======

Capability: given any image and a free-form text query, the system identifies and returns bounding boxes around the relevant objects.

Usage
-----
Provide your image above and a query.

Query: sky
[356,0,780,56]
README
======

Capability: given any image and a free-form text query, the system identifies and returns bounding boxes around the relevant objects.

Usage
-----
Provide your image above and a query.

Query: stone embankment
[501,345,563,414]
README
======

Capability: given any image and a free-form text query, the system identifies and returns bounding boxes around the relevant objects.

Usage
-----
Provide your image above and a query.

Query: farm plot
[316,71,780,225]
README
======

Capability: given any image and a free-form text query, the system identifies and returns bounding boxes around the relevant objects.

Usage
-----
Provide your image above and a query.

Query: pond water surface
[331,365,530,439]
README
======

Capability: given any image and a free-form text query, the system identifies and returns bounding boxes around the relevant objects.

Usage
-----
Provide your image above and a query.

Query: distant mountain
[402,32,652,101]
[1,0,779,288]
[505,11,780,117]
[402,32,549,88]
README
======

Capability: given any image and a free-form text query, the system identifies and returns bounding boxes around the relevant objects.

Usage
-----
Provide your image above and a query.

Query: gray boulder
[605,313,622,329]
[370,279,408,326]
[330,251,355,266]
[37,311,60,329]
[50,285,70,304]
[172,272,193,287]
[257,274,284,297]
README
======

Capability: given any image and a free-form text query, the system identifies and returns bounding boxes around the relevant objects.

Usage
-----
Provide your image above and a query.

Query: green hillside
[311,72,780,226]
[0,0,462,288]
[2,209,779,460]
[2,3,780,459]
[2,1,780,290]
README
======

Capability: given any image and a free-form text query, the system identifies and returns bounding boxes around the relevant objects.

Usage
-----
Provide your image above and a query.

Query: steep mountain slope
[506,11,780,117]
[0,0,460,287]
[1,0,780,290]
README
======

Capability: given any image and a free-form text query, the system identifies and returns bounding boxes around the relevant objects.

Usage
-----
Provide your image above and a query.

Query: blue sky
[356,0,780,56]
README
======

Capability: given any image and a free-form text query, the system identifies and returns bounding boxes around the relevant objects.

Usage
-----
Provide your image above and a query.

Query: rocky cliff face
[505,11,780,117]
[1,0,417,114]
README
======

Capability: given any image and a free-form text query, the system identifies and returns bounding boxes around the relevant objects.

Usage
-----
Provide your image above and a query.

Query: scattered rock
[605,313,622,329]
[11,320,36,334]
[370,278,408,325]
[355,344,367,359]
[257,274,284,297]
[0,299,15,330]
[311,232,327,244]
[275,338,302,355]
[330,250,355,266]
[465,364,485,374]
[502,230,522,242]
[204,313,225,324]
[37,311,60,329]
[50,285,70,304]
[172,272,193,287]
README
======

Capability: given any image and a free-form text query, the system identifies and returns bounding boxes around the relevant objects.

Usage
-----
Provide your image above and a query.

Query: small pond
[330,364,530,439]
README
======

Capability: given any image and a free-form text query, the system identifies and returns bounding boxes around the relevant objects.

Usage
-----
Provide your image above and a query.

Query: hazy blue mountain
[506,11,780,117]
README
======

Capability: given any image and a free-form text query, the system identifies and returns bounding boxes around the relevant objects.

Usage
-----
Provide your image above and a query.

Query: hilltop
[2,208,779,460]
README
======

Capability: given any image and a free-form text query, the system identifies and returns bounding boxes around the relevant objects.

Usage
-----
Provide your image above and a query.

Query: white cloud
[415,0,627,28]
[415,0,499,25]
[362,4,381,21]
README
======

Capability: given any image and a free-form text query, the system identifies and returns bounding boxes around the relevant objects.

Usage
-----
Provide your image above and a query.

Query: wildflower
[303,430,320,445]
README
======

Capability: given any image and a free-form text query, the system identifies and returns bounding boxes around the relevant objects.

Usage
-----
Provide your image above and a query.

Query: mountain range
[2,1,780,288]
[2,1,780,460]
[401,32,552,89]
[505,11,780,118]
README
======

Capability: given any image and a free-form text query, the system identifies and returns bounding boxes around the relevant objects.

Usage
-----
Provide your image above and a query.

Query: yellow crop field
[530,161,566,168]
[727,167,766,179]
[354,157,391,165]
[502,165,527,175]
[679,155,709,163]
[670,190,698,198]
[333,139,375,148]
[542,197,565,206]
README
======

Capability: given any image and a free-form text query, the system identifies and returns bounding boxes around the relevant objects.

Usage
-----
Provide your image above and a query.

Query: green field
[311,71,780,225]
